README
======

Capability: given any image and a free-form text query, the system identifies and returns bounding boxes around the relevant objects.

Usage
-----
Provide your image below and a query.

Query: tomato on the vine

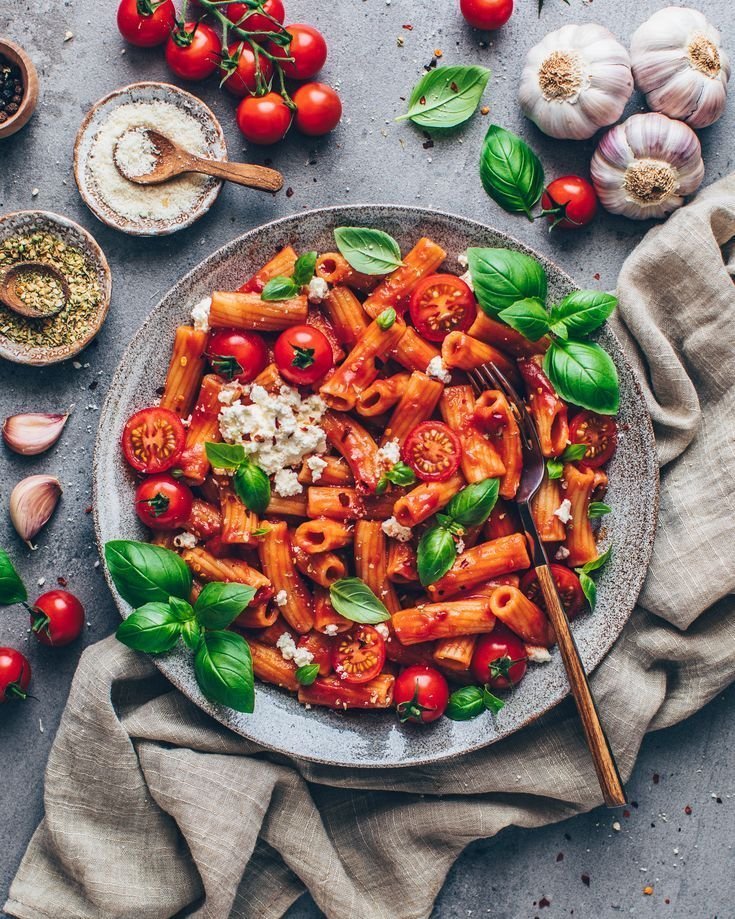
[236,92,293,144]
[331,625,386,684]
[402,421,462,482]
[122,407,185,474]
[220,42,273,97]
[117,0,176,47]
[0,647,31,703]
[274,324,333,385]
[226,0,285,36]
[520,565,586,620]
[460,0,514,30]
[541,175,598,230]
[269,24,327,80]
[207,329,268,382]
[394,666,449,724]
[568,411,618,468]
[409,273,476,342]
[470,624,527,689]
[135,474,194,531]
[31,590,85,647]
[165,22,220,81]
[293,83,342,136]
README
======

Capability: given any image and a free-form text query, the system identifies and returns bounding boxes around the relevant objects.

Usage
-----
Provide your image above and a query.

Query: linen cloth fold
[6,175,735,919]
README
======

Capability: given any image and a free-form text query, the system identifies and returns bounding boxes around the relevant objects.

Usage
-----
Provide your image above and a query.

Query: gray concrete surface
[0,0,733,916]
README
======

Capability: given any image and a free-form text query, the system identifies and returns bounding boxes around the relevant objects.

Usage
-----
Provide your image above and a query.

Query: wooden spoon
[0,262,69,319]
[113,128,283,192]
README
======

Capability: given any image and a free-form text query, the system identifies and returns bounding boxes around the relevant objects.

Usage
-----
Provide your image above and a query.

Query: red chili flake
[337,492,351,507]
[556,852,564,862]
[57,576,68,587]
[652,772,660,784]
[684,805,692,815]
[593,272,601,281]
[84,506,93,514]
[419,96,427,106]
[665,899,671,905]
[623,809,631,818]
[285,187,294,198]
[459,558,470,569]
[539,896,551,909]
[450,81,459,92]
[581,874,590,887]
[402,23,413,30]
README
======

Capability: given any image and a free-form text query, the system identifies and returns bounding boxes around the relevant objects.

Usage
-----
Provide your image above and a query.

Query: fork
[468,362,626,808]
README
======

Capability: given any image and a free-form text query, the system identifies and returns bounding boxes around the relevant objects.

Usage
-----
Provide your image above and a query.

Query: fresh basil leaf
[334,227,403,275]
[549,291,617,339]
[181,618,202,651]
[546,457,563,480]
[105,540,192,608]
[479,124,545,219]
[296,663,320,686]
[376,307,397,331]
[578,571,597,610]
[252,526,270,536]
[292,251,317,287]
[543,340,620,415]
[578,545,612,575]
[588,502,611,519]
[467,248,547,317]
[329,577,391,623]
[116,602,184,655]
[0,548,27,605]
[446,685,485,721]
[549,321,569,341]
[168,595,195,622]
[397,64,491,128]
[417,525,457,586]
[261,276,300,301]
[205,442,247,472]
[233,461,271,514]
[445,478,500,528]
[194,630,255,713]
[560,443,588,463]
[376,461,417,495]
[482,687,505,714]
[194,582,256,629]
[498,297,550,341]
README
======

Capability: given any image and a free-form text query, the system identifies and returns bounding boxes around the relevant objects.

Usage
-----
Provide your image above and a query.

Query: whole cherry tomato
[207,329,268,382]
[409,273,476,342]
[117,0,176,47]
[541,175,598,230]
[331,625,386,684]
[470,624,527,689]
[165,22,220,81]
[0,647,31,703]
[274,324,334,385]
[520,565,586,620]
[31,590,85,647]
[394,665,450,724]
[226,0,285,36]
[135,474,194,531]
[402,421,462,482]
[269,24,327,80]
[122,407,186,474]
[460,0,514,30]
[568,410,618,467]
[220,42,273,97]
[293,82,342,136]
[236,92,293,144]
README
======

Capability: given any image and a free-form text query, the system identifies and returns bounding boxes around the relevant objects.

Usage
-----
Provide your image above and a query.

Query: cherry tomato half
[568,411,618,468]
[460,0,514,30]
[394,665,449,724]
[207,329,268,382]
[165,22,220,81]
[31,590,85,647]
[0,647,31,703]
[541,175,598,231]
[269,24,327,80]
[520,565,586,620]
[274,324,334,386]
[117,0,176,47]
[331,624,386,684]
[470,624,527,689]
[236,91,293,144]
[226,0,285,36]
[293,82,342,136]
[135,474,194,531]
[122,407,185,474]
[402,421,462,482]
[409,273,476,342]
[220,42,274,97]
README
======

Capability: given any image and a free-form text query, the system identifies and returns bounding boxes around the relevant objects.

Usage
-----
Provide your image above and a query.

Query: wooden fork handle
[536,564,627,807]
[190,157,284,192]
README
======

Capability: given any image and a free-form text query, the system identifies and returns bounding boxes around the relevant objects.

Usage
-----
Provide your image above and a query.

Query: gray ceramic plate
[93,205,658,768]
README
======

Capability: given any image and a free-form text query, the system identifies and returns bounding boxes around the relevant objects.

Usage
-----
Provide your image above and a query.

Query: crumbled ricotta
[459,270,474,292]
[425,355,452,384]
[381,516,412,542]
[274,468,303,498]
[307,276,329,303]
[173,532,197,549]
[525,644,552,664]
[455,538,465,555]
[218,382,243,406]
[457,252,469,268]
[274,589,288,607]
[376,438,401,470]
[553,498,573,524]
[324,623,339,636]
[554,545,570,561]
[276,631,314,667]
[375,622,390,639]
[306,454,328,482]
[191,296,211,332]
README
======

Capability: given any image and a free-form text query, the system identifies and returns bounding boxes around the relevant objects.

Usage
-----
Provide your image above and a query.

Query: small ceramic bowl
[0,210,112,365]
[73,82,227,237]
[0,38,39,140]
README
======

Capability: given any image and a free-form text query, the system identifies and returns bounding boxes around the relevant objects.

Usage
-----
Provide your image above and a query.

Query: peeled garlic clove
[2,413,69,456]
[10,475,62,549]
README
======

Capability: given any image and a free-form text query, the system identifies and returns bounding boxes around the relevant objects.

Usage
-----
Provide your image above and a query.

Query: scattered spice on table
[0,56,23,124]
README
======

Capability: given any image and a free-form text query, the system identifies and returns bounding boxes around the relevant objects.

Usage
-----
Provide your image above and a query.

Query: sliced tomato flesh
[331,624,386,684]
[409,273,476,342]
[568,411,618,468]
[122,407,186,474]
[402,421,462,482]
[520,565,585,619]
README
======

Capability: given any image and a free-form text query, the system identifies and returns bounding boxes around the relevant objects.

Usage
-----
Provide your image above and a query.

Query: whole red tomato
[293,83,342,136]
[460,0,513,29]
[541,176,598,230]
[394,666,449,723]
[207,329,268,382]
[269,24,327,80]
[165,22,220,81]
[470,624,527,689]
[117,0,176,47]
[31,590,85,647]
[0,647,31,703]
[274,324,334,385]
[135,474,194,531]
[220,42,274,97]
[236,92,293,144]
[226,0,285,35]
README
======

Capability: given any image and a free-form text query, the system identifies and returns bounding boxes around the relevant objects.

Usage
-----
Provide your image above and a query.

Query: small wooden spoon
[0,262,69,319]
[114,128,283,192]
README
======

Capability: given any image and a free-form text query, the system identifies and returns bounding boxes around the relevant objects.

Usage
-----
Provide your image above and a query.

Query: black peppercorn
[0,56,24,120]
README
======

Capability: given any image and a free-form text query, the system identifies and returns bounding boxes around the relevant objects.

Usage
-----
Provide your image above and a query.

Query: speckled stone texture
[1,0,733,916]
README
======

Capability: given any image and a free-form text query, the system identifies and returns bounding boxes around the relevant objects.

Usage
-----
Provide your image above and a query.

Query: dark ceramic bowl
[93,205,658,768]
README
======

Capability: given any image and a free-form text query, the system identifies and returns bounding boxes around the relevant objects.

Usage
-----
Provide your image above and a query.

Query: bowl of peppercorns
[0,38,38,140]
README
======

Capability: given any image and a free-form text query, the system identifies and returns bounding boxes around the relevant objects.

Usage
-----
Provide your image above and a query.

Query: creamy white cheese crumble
[457,253,469,268]
[554,545,570,561]
[426,355,452,384]
[553,498,573,524]
[376,438,401,469]
[455,538,465,555]
[173,532,197,549]
[191,296,211,332]
[274,468,303,498]
[306,454,328,482]
[525,644,552,664]
[307,276,329,303]
[381,516,412,542]
[324,623,339,636]
[374,622,390,639]
[459,270,474,292]
[276,631,314,668]
[274,589,288,607]
[217,382,243,406]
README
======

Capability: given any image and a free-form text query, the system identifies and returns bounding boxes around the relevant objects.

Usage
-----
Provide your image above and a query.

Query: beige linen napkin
[6,175,735,919]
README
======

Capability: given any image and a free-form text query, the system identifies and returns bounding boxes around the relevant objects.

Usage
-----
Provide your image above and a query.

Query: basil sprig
[261,251,317,301]
[446,684,505,721]
[205,442,270,514]
[329,577,391,623]
[479,125,545,219]
[0,548,27,606]
[334,227,403,275]
[397,64,491,129]
[574,545,611,610]
[376,460,416,495]
[546,443,588,480]
[588,502,611,519]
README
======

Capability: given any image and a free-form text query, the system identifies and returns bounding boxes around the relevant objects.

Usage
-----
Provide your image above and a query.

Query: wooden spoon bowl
[0,261,70,319]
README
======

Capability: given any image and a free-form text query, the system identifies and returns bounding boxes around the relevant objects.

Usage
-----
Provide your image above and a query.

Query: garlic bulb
[3,413,68,456]
[519,23,634,140]
[631,7,730,129]
[590,113,704,220]
[10,475,62,549]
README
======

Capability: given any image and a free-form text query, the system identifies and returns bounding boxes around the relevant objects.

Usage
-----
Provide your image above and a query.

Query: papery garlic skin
[590,113,705,220]
[631,7,730,129]
[519,23,634,140]
[2,413,68,456]
[9,475,62,548]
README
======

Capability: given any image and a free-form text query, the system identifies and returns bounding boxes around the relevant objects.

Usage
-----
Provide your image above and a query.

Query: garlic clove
[9,475,62,549]
[2,413,69,456]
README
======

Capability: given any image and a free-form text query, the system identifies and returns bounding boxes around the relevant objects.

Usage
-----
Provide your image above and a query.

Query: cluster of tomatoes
[116,0,341,144]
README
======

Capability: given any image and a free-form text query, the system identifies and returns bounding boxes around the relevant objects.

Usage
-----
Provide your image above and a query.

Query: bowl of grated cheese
[73,82,227,236]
